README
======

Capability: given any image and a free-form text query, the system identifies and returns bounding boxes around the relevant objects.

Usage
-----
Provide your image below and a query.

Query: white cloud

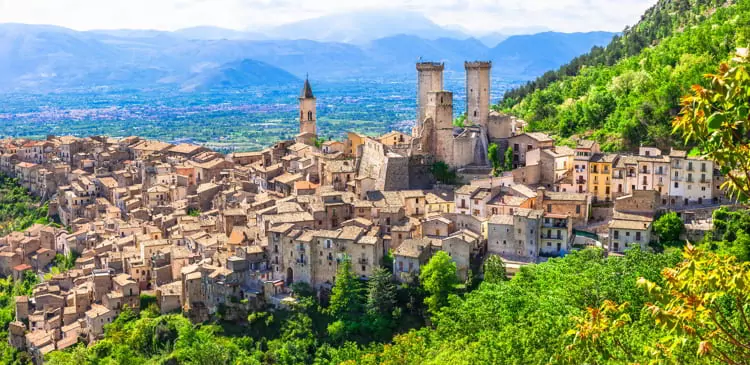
[0,0,657,33]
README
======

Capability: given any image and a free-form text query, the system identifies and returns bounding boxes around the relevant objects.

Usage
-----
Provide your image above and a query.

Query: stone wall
[614,190,659,214]
[408,155,435,190]
[382,154,410,191]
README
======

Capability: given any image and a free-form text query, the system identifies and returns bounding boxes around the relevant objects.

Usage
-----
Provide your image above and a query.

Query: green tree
[673,49,750,200]
[327,258,364,339]
[482,255,507,284]
[503,147,513,171]
[488,143,501,176]
[653,212,684,244]
[452,114,467,128]
[366,267,397,317]
[419,251,458,315]
[313,137,327,149]
[431,161,458,185]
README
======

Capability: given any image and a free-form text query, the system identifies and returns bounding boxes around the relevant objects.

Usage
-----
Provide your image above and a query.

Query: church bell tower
[299,77,317,138]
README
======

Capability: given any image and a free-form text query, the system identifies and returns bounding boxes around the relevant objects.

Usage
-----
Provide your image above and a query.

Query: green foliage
[419,251,458,315]
[0,174,49,235]
[0,272,39,365]
[327,259,364,340]
[502,0,750,150]
[653,212,685,244]
[488,143,501,176]
[290,282,316,298]
[313,137,327,149]
[186,208,201,217]
[354,248,684,364]
[366,268,397,317]
[701,207,750,261]
[673,49,750,201]
[430,161,458,185]
[503,146,513,172]
[482,255,507,284]
[452,113,467,128]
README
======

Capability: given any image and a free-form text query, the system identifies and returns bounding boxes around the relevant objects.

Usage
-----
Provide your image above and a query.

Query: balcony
[641,170,650,174]
[687,177,694,183]
[701,177,708,183]
[655,170,665,175]
[543,221,567,228]
[673,175,682,181]
[576,178,586,184]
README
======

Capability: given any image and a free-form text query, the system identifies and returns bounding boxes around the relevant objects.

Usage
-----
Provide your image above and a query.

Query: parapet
[416,62,445,71]
[465,61,492,69]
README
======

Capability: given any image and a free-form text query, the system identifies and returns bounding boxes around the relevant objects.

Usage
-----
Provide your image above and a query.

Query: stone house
[508,132,554,169]
[393,238,434,282]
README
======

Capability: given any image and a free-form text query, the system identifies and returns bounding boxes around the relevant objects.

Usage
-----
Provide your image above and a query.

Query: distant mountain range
[0,20,615,93]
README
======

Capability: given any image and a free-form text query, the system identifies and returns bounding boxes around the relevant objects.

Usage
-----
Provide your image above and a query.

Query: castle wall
[488,112,513,141]
[453,134,477,168]
[408,155,435,189]
[382,154,410,191]
[358,139,387,187]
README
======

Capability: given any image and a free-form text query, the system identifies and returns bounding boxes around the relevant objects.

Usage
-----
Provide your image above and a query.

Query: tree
[673,49,750,201]
[653,212,684,244]
[419,251,458,315]
[431,161,458,185]
[503,147,513,172]
[488,143,501,176]
[314,137,327,149]
[327,258,364,336]
[453,114,467,128]
[366,268,397,317]
[638,245,750,364]
[482,255,507,284]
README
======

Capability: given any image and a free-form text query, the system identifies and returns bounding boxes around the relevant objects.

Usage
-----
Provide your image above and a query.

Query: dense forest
[500,0,749,151]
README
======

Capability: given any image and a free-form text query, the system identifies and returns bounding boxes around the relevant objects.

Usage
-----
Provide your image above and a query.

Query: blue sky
[0,0,658,34]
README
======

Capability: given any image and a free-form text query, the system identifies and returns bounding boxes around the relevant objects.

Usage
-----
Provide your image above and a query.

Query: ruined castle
[413,61,519,169]
[295,62,523,192]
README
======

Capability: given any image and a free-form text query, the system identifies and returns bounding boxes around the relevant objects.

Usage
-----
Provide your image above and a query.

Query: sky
[0,0,659,34]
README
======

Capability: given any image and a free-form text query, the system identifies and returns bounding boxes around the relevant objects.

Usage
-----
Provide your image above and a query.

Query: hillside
[500,0,744,151]
[179,59,301,92]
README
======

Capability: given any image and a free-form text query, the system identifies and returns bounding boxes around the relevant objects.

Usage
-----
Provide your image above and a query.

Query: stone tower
[299,77,317,137]
[415,62,444,137]
[425,91,454,165]
[465,61,491,129]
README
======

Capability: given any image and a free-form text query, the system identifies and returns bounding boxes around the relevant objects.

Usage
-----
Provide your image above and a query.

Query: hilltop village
[1,61,729,362]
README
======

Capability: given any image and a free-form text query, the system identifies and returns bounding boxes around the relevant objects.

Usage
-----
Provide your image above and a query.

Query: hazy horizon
[0,0,658,35]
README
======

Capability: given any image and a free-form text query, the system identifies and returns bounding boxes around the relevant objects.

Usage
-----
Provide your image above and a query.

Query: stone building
[296,78,317,145]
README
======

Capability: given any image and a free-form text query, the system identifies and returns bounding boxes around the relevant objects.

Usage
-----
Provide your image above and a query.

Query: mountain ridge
[0,23,615,92]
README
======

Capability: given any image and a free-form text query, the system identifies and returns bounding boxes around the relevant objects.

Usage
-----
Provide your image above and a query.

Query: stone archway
[286,267,294,285]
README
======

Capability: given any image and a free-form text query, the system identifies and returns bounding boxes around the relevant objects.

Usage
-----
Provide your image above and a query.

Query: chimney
[536,186,546,209]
